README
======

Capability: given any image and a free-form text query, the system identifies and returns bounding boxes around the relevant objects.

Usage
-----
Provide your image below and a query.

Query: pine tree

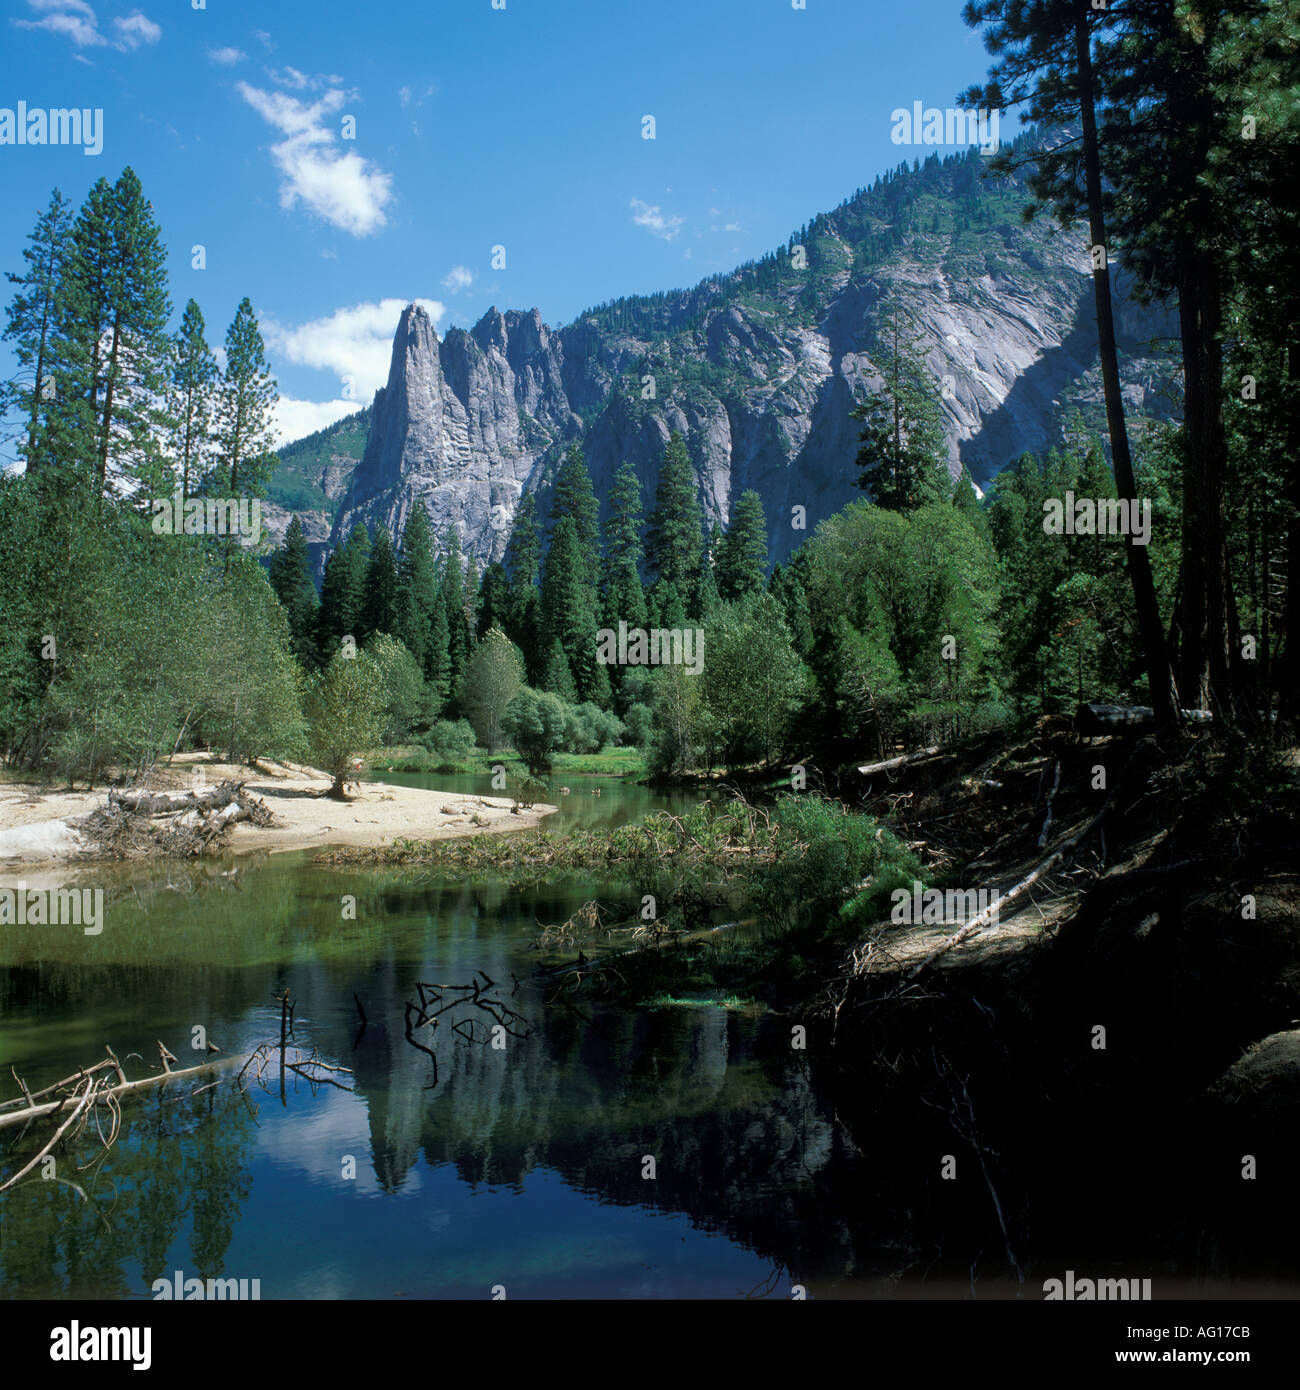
[43,177,114,475]
[441,527,471,686]
[541,515,599,699]
[505,490,542,633]
[464,554,480,641]
[715,490,768,600]
[541,638,578,704]
[477,561,511,640]
[646,430,704,601]
[1,188,72,468]
[268,515,319,666]
[315,524,369,659]
[214,297,278,504]
[49,170,171,495]
[166,298,217,502]
[851,310,949,513]
[961,0,1182,722]
[550,441,601,586]
[395,503,439,675]
[426,593,452,713]
[361,524,398,641]
[601,460,647,630]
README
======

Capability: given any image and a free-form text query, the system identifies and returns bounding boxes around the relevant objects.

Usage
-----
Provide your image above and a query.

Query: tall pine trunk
[1074,15,1178,728]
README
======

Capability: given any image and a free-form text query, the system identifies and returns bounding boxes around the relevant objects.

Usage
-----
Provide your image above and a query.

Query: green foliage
[0,187,72,466]
[267,514,318,666]
[458,627,525,754]
[561,701,625,754]
[646,431,704,604]
[750,794,920,935]
[360,524,398,642]
[303,648,386,795]
[212,296,277,508]
[715,490,768,600]
[502,686,568,775]
[539,517,599,699]
[417,718,477,768]
[0,473,304,782]
[166,298,217,502]
[698,592,810,769]
[851,309,950,512]
[363,632,429,744]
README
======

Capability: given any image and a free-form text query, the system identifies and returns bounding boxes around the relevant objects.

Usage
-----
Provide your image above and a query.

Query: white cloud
[253,29,272,49]
[208,45,245,65]
[269,66,342,91]
[441,265,474,293]
[113,10,160,49]
[398,84,412,107]
[14,2,161,51]
[630,198,684,242]
[14,0,105,48]
[265,297,445,404]
[237,81,395,237]
[274,396,360,446]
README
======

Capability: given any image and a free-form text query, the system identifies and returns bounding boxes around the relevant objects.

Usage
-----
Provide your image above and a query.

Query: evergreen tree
[49,170,171,496]
[1,188,72,468]
[477,561,511,640]
[505,490,542,635]
[361,524,398,641]
[601,460,647,630]
[646,431,704,604]
[213,297,278,504]
[166,298,217,502]
[268,515,319,666]
[715,490,768,600]
[851,311,949,512]
[441,527,471,687]
[426,593,452,713]
[394,503,439,675]
[541,638,578,704]
[464,554,480,641]
[550,441,601,586]
[540,515,599,699]
[315,524,369,659]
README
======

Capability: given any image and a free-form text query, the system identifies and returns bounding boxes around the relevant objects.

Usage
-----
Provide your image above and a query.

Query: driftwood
[856,746,942,777]
[107,780,247,816]
[85,779,273,858]
[905,797,1112,978]
[0,1044,241,1131]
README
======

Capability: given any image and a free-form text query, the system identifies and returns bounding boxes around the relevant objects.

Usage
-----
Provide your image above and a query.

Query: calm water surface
[0,773,862,1299]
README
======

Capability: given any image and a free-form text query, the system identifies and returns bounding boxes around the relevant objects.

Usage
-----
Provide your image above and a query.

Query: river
[0,772,867,1300]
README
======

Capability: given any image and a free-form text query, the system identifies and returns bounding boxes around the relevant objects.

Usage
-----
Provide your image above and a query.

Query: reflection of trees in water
[0,1084,256,1298]
[328,959,870,1284]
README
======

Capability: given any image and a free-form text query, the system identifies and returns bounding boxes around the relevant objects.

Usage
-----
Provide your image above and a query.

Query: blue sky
[0,0,1005,446]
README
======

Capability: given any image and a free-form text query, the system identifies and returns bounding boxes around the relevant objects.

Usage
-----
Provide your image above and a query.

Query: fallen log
[1075,703,1214,733]
[905,796,1112,978]
[856,746,943,777]
[108,781,247,816]
[0,1047,242,1130]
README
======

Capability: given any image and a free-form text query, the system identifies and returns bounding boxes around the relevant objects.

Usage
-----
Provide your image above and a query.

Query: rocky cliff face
[324,142,1179,568]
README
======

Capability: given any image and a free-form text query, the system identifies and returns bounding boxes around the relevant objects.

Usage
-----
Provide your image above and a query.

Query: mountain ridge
[272,130,1179,573]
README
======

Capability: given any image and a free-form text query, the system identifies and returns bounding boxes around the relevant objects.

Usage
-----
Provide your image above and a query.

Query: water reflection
[0,784,861,1299]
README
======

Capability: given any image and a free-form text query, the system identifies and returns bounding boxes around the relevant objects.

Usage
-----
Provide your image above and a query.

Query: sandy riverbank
[0,755,556,869]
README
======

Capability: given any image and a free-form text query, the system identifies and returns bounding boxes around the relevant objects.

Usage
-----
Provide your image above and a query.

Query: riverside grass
[318,794,921,933]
